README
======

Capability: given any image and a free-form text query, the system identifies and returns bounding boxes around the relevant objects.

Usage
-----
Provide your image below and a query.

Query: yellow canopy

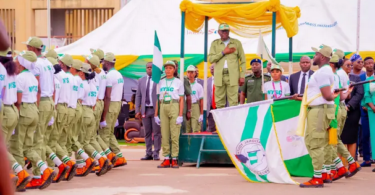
[180,0,300,38]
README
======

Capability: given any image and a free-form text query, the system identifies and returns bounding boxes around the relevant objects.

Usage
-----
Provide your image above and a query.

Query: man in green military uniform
[240,59,271,104]
[208,23,246,108]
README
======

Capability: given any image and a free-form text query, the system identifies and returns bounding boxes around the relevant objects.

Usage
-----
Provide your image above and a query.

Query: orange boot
[53,164,70,183]
[16,170,32,192]
[76,158,95,177]
[107,152,118,165]
[10,174,18,189]
[322,173,332,183]
[114,157,127,168]
[26,168,56,190]
[65,160,78,181]
[96,157,109,176]
[107,161,114,172]
[157,159,171,168]
[333,166,349,181]
[346,162,361,178]
[171,159,179,168]
[299,177,324,188]
[91,165,100,173]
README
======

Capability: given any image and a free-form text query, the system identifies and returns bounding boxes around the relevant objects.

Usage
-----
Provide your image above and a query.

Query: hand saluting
[223,45,236,55]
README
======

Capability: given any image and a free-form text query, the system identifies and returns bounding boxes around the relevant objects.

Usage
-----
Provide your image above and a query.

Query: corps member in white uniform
[76,63,109,177]
[99,52,127,167]
[264,64,290,100]
[185,65,203,133]
[9,50,56,190]
[0,49,33,191]
[154,61,185,168]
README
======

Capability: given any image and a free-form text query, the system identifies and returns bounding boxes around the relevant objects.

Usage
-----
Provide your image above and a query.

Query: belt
[192,102,199,105]
[22,102,36,105]
[308,104,335,109]
[83,105,94,108]
[41,97,52,101]
[58,103,67,106]
[223,68,229,74]
[161,99,179,104]
[4,104,13,107]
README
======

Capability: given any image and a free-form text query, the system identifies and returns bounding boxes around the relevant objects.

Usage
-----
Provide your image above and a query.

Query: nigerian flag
[152,31,163,84]
[211,99,313,184]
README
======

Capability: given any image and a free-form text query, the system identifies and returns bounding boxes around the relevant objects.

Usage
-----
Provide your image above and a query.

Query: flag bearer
[90,49,118,166]
[99,52,127,167]
[76,63,109,176]
[154,61,184,168]
[10,51,56,189]
[300,45,339,188]
[1,49,32,192]
[185,65,203,133]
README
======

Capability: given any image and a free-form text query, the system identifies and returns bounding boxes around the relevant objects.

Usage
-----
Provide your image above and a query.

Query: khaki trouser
[9,103,43,176]
[59,107,75,156]
[215,72,238,108]
[160,101,181,158]
[336,103,350,159]
[82,106,104,157]
[305,105,335,171]
[186,103,201,133]
[71,102,83,153]
[35,97,54,163]
[99,101,122,154]
[51,103,69,160]
[2,105,19,167]
[46,110,57,167]
[95,100,109,151]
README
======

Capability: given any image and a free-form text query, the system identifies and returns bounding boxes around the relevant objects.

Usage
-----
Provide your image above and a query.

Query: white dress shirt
[297,71,310,94]
[146,76,154,107]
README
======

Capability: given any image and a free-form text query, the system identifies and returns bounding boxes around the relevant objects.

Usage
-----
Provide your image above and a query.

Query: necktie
[212,85,216,109]
[145,76,151,105]
[300,73,306,94]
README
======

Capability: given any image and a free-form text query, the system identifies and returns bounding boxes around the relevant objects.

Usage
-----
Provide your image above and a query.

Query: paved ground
[18,146,375,195]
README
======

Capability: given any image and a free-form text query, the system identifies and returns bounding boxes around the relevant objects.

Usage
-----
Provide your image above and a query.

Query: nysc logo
[8,82,16,89]
[160,87,174,92]
[0,74,5,81]
[235,138,270,176]
[73,85,78,91]
[118,78,124,84]
[28,86,38,93]
[88,91,97,97]
[63,78,69,84]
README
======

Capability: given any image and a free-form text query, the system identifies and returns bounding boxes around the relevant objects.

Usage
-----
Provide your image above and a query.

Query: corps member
[264,64,290,100]
[154,61,184,168]
[76,63,109,177]
[99,52,127,167]
[185,65,203,133]
[10,51,56,189]
[299,45,339,188]
[1,49,32,192]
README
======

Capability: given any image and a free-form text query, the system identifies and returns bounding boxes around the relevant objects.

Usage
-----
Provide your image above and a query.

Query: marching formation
[0,37,127,192]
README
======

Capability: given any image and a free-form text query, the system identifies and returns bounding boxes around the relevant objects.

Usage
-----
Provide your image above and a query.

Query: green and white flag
[257,32,278,66]
[152,31,163,84]
[211,99,313,184]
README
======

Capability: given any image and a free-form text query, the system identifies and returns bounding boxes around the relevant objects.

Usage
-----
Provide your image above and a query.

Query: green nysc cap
[83,54,100,67]
[90,48,105,60]
[15,50,37,63]
[218,23,230,31]
[81,63,92,74]
[47,57,58,65]
[330,54,339,63]
[333,49,344,59]
[72,59,83,70]
[58,54,73,66]
[0,48,12,57]
[104,52,116,63]
[186,65,196,72]
[312,44,333,58]
[45,49,58,59]
[23,37,44,50]
[164,60,176,68]
[270,64,282,72]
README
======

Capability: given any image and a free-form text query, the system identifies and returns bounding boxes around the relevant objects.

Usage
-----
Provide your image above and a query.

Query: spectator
[195,69,204,86]
[135,62,161,161]
[186,65,203,133]
[289,56,314,95]
[359,57,374,167]
[206,64,216,132]
[350,54,365,76]
[266,62,287,82]
[341,59,364,163]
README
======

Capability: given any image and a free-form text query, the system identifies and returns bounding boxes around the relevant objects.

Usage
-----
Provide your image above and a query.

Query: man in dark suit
[135,62,161,160]
[195,69,204,86]
[266,62,287,82]
[289,56,314,95]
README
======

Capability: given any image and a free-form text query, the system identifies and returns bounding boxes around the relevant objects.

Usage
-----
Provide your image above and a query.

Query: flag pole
[180,11,186,80]
[288,37,293,76]
[259,29,265,95]
[203,16,208,131]
[356,0,361,54]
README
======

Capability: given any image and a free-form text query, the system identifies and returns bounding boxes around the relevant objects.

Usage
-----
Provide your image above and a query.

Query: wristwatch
[221,51,225,56]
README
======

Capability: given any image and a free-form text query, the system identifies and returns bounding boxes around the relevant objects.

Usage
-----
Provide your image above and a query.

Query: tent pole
[288,37,293,76]
[203,16,208,131]
[180,11,185,80]
[271,12,276,58]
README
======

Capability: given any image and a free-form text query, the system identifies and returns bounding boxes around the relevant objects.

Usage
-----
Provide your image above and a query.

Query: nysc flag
[211,99,314,184]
